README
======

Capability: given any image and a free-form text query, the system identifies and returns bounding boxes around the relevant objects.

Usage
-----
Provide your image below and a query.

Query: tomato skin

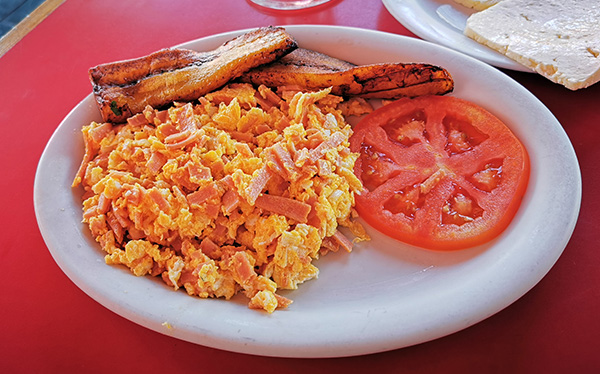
[350,95,530,251]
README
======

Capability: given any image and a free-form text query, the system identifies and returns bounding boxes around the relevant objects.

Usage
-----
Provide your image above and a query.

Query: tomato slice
[349,95,529,251]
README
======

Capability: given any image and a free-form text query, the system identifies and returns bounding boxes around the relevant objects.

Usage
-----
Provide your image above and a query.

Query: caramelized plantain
[90,26,298,123]
[239,48,454,98]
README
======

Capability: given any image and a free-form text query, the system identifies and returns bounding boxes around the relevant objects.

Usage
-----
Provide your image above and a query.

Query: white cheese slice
[464,0,600,90]
[454,0,502,11]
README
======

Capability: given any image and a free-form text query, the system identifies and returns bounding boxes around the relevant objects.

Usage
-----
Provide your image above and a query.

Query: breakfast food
[453,0,501,11]
[73,83,370,312]
[350,95,529,250]
[89,26,298,123]
[74,26,467,312]
[89,27,455,124]
[464,0,600,90]
[240,48,454,99]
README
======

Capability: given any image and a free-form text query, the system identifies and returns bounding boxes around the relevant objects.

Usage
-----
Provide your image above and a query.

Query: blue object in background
[0,0,45,38]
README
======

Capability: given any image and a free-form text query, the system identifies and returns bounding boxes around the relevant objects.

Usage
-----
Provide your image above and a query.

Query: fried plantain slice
[90,26,298,123]
[239,48,454,98]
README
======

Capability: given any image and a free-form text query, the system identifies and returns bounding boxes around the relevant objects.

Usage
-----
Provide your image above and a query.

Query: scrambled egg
[73,83,370,313]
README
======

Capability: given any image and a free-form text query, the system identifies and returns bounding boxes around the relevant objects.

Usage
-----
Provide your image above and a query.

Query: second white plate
[383,0,532,72]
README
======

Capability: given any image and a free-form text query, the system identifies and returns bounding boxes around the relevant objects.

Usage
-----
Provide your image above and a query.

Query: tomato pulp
[349,95,530,251]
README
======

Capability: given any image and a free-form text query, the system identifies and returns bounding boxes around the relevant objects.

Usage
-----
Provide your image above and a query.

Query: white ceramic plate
[34,25,580,358]
[382,0,531,72]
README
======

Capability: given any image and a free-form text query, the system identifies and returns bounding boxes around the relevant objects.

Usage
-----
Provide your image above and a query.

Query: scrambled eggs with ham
[73,83,370,313]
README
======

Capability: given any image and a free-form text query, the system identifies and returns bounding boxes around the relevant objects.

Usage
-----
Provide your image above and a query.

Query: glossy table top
[1,0,599,372]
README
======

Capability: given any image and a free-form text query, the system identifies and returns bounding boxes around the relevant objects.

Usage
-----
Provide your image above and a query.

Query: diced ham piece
[148,188,170,212]
[178,270,197,286]
[111,205,132,237]
[306,129,325,148]
[230,131,255,143]
[89,122,113,143]
[156,110,168,123]
[164,103,200,149]
[164,131,200,149]
[127,113,148,127]
[232,252,255,285]
[177,103,199,133]
[235,142,254,158]
[186,162,212,181]
[187,182,219,206]
[82,207,98,220]
[205,201,221,220]
[144,105,169,125]
[164,129,194,144]
[200,237,221,259]
[308,131,345,162]
[219,174,234,188]
[97,193,111,214]
[258,84,283,106]
[124,186,143,205]
[305,196,322,228]
[211,223,228,241]
[274,293,293,309]
[320,236,340,253]
[255,194,311,223]
[267,143,298,180]
[222,189,240,214]
[255,95,274,111]
[255,123,271,134]
[332,229,354,252]
[106,212,124,243]
[146,152,167,175]
[220,245,245,258]
[245,166,272,205]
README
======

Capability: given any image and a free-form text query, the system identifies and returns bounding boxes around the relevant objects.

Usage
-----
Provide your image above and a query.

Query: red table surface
[2,0,599,372]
